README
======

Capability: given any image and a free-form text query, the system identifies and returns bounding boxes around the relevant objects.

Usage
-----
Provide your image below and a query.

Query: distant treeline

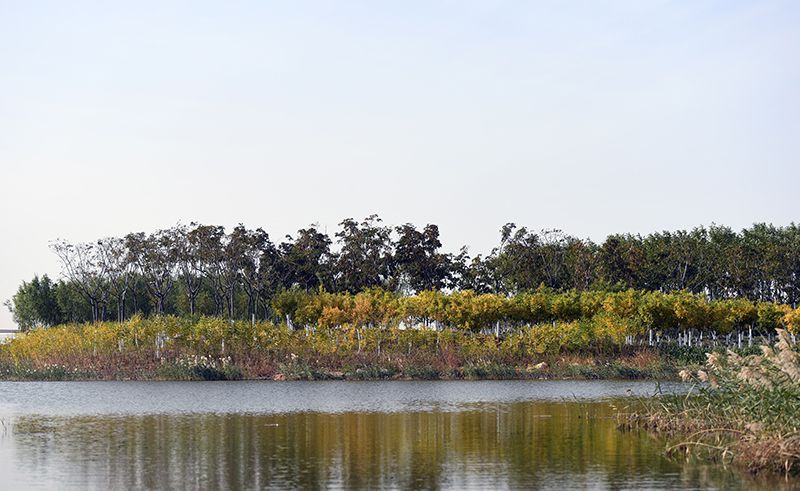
[5,218,800,329]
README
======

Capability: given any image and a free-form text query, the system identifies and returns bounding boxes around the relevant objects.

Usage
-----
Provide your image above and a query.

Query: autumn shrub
[261,287,799,337]
[5,291,796,381]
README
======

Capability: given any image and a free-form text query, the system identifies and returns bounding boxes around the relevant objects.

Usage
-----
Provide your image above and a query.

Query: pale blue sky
[1,1,798,328]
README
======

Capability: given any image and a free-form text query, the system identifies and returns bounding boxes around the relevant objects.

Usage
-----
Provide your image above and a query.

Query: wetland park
[3,2,799,488]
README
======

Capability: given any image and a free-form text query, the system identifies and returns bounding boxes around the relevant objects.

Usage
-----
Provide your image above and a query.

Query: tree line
[5,217,800,330]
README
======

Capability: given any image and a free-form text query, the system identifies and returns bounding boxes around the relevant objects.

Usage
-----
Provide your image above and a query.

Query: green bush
[158,355,242,381]
[346,365,400,380]
[402,365,441,380]
[462,362,516,379]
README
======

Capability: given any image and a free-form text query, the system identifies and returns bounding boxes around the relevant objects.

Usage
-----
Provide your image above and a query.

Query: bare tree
[190,224,228,316]
[176,224,204,316]
[50,239,109,322]
[96,237,133,322]
[126,230,178,315]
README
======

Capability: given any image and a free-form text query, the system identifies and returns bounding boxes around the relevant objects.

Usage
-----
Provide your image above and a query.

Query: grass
[0,361,94,381]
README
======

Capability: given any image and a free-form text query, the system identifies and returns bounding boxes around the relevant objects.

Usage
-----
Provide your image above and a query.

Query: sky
[1,1,798,329]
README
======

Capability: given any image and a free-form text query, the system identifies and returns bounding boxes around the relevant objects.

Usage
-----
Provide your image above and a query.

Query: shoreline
[0,357,680,382]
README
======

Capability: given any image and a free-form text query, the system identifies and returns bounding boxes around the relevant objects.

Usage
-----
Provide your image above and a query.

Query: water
[0,381,788,490]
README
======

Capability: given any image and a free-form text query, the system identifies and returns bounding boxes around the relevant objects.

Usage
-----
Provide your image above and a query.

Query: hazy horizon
[2,1,799,328]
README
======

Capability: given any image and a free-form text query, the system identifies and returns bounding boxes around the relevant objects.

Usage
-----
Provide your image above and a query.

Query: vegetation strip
[1,313,684,381]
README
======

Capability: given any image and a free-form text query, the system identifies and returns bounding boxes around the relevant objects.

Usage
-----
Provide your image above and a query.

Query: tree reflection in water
[3,401,774,490]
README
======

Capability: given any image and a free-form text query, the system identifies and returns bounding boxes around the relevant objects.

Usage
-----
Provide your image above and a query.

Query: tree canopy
[6,218,800,328]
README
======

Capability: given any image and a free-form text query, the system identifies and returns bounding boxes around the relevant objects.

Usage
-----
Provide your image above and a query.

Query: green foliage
[461,361,516,379]
[277,356,316,380]
[346,365,400,380]
[661,345,709,365]
[5,275,62,330]
[402,365,441,380]
[22,220,800,330]
[7,286,795,356]
[158,355,242,381]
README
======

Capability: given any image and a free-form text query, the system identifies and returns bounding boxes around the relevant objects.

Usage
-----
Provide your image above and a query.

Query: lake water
[0,380,788,490]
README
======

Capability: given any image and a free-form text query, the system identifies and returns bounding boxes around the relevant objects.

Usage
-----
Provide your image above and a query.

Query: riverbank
[0,316,696,381]
[625,329,800,478]
[0,350,679,381]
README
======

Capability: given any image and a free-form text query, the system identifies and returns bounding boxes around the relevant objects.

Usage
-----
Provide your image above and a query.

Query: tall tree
[50,239,109,322]
[598,234,645,289]
[279,226,333,291]
[189,224,227,315]
[125,230,178,315]
[563,237,598,291]
[230,225,276,320]
[4,275,62,329]
[177,224,204,315]
[96,237,133,322]
[394,223,451,292]
[334,215,394,293]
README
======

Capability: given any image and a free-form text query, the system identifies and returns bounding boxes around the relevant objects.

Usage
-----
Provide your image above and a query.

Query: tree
[126,230,178,315]
[782,223,800,307]
[54,279,93,323]
[598,234,645,290]
[230,224,276,321]
[333,215,394,293]
[27,219,800,326]
[279,226,333,291]
[50,239,109,322]
[5,275,62,330]
[563,237,598,291]
[706,224,738,299]
[177,224,205,315]
[459,254,503,294]
[537,229,572,289]
[96,237,133,322]
[187,224,227,315]
[394,223,451,293]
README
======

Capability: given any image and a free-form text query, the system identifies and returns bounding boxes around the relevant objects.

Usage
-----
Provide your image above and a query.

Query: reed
[628,329,800,476]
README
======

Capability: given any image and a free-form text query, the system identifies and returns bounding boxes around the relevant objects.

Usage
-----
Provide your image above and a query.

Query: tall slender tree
[125,230,178,315]
[96,237,133,322]
[50,239,109,322]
